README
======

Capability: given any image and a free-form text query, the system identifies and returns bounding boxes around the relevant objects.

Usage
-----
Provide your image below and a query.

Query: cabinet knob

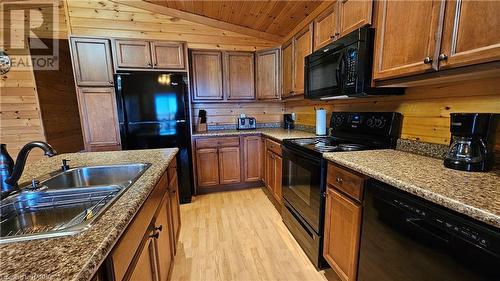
[154,224,163,232]
[438,53,448,61]
[150,232,159,239]
[108,81,113,85]
[423,57,433,64]
[153,63,157,68]
[336,177,343,184]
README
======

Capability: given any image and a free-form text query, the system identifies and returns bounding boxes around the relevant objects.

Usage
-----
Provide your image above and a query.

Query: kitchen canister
[316,108,327,135]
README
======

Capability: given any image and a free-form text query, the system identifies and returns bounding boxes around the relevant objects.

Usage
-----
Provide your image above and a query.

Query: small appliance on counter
[237,114,256,130]
[284,113,295,129]
[444,113,498,172]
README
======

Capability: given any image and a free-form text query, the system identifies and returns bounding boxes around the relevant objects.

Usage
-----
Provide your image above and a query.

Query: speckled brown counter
[323,150,500,228]
[0,148,178,281]
[192,128,316,141]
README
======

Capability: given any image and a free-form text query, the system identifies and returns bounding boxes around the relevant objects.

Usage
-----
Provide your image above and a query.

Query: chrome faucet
[3,141,57,189]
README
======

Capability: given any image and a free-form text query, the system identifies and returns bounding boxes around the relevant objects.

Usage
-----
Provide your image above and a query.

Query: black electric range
[281,112,402,269]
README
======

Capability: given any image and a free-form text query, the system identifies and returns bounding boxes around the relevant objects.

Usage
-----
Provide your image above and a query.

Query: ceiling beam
[111,0,283,43]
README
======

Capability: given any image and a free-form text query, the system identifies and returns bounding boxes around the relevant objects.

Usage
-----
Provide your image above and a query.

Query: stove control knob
[366,117,375,128]
[375,118,383,128]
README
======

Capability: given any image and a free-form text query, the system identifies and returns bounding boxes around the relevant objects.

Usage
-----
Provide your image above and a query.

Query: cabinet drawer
[195,137,240,148]
[327,163,366,202]
[265,138,282,156]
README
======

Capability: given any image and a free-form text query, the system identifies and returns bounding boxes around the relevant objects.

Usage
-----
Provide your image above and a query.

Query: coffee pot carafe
[444,113,498,172]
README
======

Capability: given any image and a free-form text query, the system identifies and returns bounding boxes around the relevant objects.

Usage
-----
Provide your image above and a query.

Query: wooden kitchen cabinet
[372,0,444,80]
[151,41,185,69]
[127,233,158,281]
[76,87,121,152]
[256,48,280,100]
[339,0,372,37]
[224,52,255,100]
[114,39,152,68]
[244,136,262,182]
[191,50,224,101]
[218,146,242,184]
[264,138,282,204]
[107,162,180,281]
[70,37,114,87]
[439,0,500,69]
[168,161,181,246]
[324,163,366,281]
[195,148,220,187]
[281,40,295,98]
[293,23,313,96]
[314,4,338,50]
[324,187,362,281]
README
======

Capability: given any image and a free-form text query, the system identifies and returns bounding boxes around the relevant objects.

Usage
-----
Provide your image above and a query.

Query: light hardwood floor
[170,188,340,281]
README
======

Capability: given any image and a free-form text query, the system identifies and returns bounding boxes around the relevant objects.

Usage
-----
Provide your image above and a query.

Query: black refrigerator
[115,72,193,203]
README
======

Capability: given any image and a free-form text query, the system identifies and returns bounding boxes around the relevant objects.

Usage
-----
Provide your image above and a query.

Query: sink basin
[0,163,150,243]
[42,163,150,189]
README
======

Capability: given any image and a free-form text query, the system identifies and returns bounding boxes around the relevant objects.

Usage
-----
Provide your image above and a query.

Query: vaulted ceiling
[144,0,324,37]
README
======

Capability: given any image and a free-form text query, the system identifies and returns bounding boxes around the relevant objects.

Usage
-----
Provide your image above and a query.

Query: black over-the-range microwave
[304,27,404,100]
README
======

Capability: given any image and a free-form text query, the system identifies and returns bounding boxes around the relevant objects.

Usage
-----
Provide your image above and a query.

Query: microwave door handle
[337,52,346,90]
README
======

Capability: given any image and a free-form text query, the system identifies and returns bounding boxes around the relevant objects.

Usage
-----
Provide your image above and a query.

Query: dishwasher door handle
[405,218,450,243]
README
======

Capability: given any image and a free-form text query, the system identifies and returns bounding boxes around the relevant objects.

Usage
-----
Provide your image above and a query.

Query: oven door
[282,145,326,233]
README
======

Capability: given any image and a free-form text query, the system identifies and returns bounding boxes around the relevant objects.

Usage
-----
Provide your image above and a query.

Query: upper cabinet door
[293,23,313,95]
[439,0,500,70]
[281,40,294,98]
[339,0,373,36]
[151,41,186,70]
[70,37,114,87]
[372,0,445,80]
[76,87,121,152]
[191,51,224,101]
[256,48,280,100]
[314,4,338,50]
[224,52,255,100]
[114,39,152,69]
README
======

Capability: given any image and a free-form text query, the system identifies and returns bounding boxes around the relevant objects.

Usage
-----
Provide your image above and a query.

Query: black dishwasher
[358,180,500,281]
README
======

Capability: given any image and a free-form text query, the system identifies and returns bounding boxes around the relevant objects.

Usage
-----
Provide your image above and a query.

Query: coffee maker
[444,113,498,172]
[284,113,295,129]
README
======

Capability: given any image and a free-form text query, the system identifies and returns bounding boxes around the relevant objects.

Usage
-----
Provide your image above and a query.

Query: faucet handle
[61,159,71,171]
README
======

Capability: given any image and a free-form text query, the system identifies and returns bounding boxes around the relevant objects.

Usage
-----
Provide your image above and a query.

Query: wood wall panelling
[191,102,284,127]
[1,0,68,163]
[67,0,277,51]
[285,77,500,149]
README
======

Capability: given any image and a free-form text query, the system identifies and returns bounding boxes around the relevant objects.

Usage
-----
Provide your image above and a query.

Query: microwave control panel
[345,49,358,86]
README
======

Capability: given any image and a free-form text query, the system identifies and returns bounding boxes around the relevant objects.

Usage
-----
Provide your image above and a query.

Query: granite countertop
[192,128,316,141]
[0,148,178,281]
[323,149,500,228]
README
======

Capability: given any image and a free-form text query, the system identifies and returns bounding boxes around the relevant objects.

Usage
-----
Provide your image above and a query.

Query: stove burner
[294,139,319,145]
[315,145,339,152]
[338,143,367,151]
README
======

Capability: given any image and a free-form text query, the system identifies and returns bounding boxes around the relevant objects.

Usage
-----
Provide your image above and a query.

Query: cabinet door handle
[336,177,343,184]
[423,57,433,64]
[150,232,159,239]
[154,225,163,232]
[108,81,113,85]
[438,53,448,61]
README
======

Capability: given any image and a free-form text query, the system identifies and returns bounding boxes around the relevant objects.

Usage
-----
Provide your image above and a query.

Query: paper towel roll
[316,108,327,135]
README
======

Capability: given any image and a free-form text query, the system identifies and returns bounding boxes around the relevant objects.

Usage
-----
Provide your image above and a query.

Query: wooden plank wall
[285,77,500,149]
[192,102,285,127]
[1,0,69,162]
[66,0,279,51]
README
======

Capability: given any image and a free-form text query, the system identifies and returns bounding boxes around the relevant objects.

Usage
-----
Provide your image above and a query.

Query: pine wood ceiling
[144,0,324,37]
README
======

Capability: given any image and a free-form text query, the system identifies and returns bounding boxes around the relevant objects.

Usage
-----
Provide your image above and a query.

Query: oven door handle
[282,145,323,164]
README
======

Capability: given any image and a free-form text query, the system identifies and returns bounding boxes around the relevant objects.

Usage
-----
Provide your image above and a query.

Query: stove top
[290,137,369,153]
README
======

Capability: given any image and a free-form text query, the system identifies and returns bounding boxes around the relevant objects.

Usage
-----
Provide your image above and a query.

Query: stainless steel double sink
[0,163,150,244]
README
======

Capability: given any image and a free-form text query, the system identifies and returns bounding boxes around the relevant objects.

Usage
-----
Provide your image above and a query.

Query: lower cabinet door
[265,150,275,193]
[218,147,241,184]
[154,196,174,281]
[169,169,181,244]
[323,187,362,281]
[196,148,219,187]
[128,235,158,281]
[272,154,282,203]
[244,136,262,182]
